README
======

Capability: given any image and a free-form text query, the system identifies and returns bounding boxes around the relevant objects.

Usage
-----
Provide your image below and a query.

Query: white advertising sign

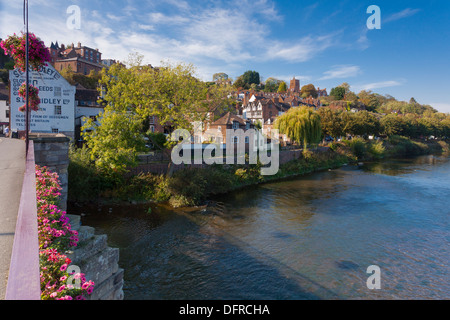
[9,64,75,134]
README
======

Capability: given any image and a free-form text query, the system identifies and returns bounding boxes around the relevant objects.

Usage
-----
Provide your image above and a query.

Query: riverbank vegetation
[67,58,450,209]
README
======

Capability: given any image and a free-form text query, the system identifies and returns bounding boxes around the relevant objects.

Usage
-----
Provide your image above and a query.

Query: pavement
[0,137,25,300]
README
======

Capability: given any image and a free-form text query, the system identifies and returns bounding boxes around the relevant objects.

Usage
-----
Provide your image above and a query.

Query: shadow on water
[119,210,340,300]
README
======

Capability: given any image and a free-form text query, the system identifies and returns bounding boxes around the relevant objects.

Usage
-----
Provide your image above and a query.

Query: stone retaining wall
[67,214,124,300]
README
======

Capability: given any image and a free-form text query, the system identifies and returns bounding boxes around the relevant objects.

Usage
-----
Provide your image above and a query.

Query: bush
[344,137,367,160]
[367,140,386,159]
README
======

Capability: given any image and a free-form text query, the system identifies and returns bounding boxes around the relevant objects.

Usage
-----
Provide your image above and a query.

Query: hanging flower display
[0,32,51,72]
[18,83,40,112]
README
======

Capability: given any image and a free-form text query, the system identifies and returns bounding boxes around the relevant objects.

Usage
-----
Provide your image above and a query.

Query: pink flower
[60,264,68,272]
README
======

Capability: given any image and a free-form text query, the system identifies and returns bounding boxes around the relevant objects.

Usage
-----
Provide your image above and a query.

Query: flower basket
[0,32,51,72]
[18,83,40,112]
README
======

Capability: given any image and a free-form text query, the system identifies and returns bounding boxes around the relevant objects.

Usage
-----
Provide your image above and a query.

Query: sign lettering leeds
[9,64,76,135]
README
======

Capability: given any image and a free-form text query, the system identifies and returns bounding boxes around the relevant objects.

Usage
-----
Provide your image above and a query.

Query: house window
[5,110,9,118]
[52,128,59,133]
[150,125,155,133]
[245,137,249,144]
[232,121,239,129]
[233,136,239,144]
[246,122,250,130]
[90,116,97,121]
[54,87,61,97]
[218,126,221,131]
[54,105,62,115]
[149,116,155,124]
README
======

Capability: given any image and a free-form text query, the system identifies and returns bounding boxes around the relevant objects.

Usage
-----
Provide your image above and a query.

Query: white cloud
[319,65,361,80]
[385,8,421,23]
[354,80,404,92]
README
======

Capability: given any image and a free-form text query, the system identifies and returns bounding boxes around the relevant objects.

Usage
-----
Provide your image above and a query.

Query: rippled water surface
[71,155,450,300]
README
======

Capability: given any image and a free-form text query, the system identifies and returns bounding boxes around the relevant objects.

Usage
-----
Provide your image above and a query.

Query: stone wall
[66,215,124,300]
[30,133,70,211]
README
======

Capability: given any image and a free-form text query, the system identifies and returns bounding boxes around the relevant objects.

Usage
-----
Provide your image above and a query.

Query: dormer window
[232,121,239,129]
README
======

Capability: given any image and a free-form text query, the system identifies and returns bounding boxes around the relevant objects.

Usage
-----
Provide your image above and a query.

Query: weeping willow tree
[274,106,322,150]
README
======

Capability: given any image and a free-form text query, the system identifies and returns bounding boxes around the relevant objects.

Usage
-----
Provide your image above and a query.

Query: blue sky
[1,0,449,112]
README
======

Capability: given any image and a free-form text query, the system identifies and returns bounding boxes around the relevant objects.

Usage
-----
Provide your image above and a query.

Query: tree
[300,84,318,98]
[212,72,229,82]
[264,77,282,92]
[317,107,345,138]
[241,70,260,86]
[338,82,351,94]
[84,54,233,174]
[330,87,346,100]
[380,113,407,137]
[345,111,381,138]
[274,106,322,150]
[233,76,246,89]
[82,107,147,174]
[277,81,287,93]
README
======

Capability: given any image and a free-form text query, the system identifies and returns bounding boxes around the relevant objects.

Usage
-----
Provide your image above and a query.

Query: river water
[71,155,450,300]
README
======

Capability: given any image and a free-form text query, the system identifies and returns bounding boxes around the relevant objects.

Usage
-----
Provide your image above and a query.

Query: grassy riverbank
[68,137,449,208]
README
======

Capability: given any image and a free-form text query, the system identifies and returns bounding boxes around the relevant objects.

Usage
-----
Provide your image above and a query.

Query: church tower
[289,76,300,93]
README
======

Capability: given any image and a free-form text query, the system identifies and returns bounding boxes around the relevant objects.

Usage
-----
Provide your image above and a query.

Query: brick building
[49,42,104,75]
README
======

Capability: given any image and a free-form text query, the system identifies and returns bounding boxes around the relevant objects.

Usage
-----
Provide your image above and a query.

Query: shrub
[344,137,367,160]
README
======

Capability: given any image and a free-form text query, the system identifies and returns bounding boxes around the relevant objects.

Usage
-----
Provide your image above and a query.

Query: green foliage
[146,132,167,150]
[317,107,345,138]
[367,140,386,159]
[274,106,322,150]
[212,72,228,82]
[330,87,346,100]
[241,70,260,86]
[300,84,318,98]
[277,81,287,93]
[82,107,147,175]
[343,137,367,160]
[344,111,381,138]
[167,166,235,207]
[264,77,283,92]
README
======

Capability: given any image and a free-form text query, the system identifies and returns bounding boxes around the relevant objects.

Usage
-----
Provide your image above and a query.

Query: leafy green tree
[330,87,346,100]
[300,84,318,98]
[264,77,282,92]
[317,107,345,138]
[274,106,322,150]
[345,111,381,138]
[380,113,407,136]
[212,72,229,82]
[277,81,287,93]
[82,107,147,174]
[241,70,260,86]
[83,54,233,175]
[233,76,246,89]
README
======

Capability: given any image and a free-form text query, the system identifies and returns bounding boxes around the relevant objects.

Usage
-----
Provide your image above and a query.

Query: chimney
[61,44,65,51]
[78,42,81,48]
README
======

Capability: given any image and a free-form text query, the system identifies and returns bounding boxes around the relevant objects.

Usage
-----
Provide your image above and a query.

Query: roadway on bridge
[0,137,25,300]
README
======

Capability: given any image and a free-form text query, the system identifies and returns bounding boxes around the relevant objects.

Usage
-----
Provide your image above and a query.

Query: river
[69,154,450,300]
